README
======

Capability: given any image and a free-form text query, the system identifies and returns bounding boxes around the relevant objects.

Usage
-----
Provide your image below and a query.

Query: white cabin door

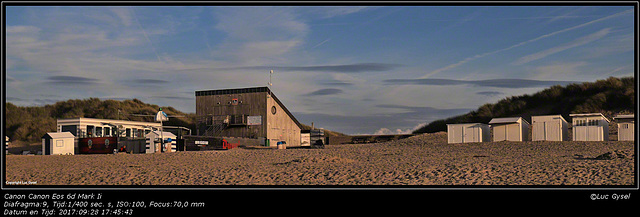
[533,122,545,141]
[463,126,475,143]
[547,121,560,141]
[494,125,506,141]
[507,124,520,141]
[450,125,463,143]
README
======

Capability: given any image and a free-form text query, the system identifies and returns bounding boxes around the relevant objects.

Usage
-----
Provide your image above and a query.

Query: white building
[446,123,490,144]
[570,113,610,141]
[614,114,634,141]
[42,132,75,155]
[531,115,569,141]
[57,117,162,138]
[489,117,530,142]
[145,131,177,153]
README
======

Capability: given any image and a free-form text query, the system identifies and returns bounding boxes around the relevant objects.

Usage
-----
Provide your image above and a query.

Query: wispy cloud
[476,91,503,97]
[419,9,632,79]
[131,79,169,85]
[513,28,611,65]
[384,78,578,88]
[131,7,162,63]
[46,75,100,85]
[303,88,343,96]
[179,63,402,73]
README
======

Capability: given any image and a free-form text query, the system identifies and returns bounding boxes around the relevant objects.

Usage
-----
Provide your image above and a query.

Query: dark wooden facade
[195,87,302,146]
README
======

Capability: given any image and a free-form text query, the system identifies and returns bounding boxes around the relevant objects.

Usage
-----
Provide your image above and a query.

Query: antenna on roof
[269,70,273,87]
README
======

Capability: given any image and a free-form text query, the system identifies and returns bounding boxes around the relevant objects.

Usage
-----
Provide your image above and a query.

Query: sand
[4,132,635,186]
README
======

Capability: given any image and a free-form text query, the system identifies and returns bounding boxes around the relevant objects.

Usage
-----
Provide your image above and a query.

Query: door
[507,123,520,141]
[547,121,560,141]
[533,122,545,141]
[463,125,476,143]
[450,125,463,143]
[462,125,481,143]
[494,125,506,141]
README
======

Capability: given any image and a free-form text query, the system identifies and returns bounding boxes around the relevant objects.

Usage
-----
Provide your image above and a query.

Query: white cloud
[374,122,426,135]
[212,7,309,65]
[534,61,587,80]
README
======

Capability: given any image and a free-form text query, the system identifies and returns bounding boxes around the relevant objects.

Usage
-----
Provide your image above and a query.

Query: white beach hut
[570,113,610,141]
[42,132,75,155]
[614,114,634,141]
[145,131,177,153]
[447,123,490,144]
[531,115,569,141]
[489,117,530,142]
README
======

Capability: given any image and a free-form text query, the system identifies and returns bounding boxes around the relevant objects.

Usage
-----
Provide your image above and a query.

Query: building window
[87,125,95,137]
[622,124,628,129]
[56,140,63,147]
[271,106,277,115]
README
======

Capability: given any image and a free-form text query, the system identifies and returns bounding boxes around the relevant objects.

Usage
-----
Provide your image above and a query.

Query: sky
[4,5,636,135]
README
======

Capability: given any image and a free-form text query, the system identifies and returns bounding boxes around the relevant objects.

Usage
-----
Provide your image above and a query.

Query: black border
[2,0,639,212]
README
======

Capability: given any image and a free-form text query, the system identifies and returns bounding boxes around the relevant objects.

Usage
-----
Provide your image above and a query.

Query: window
[56,140,64,147]
[622,124,628,129]
[87,125,95,137]
[126,128,131,137]
[105,127,110,136]
[61,125,78,137]
[271,106,277,115]
[96,127,103,137]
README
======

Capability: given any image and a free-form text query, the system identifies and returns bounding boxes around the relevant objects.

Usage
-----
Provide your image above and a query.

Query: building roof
[570,113,610,122]
[446,123,489,126]
[146,130,176,138]
[43,132,75,139]
[489,117,529,125]
[532,114,568,123]
[57,117,162,127]
[614,114,634,119]
[195,86,303,129]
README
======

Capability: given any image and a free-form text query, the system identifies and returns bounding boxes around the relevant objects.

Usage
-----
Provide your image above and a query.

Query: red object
[222,139,239,150]
[78,137,117,154]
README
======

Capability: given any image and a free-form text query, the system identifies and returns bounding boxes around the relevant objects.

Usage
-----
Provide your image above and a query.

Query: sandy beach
[5,132,635,186]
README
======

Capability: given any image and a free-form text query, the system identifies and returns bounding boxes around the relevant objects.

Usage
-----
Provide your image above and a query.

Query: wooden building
[446,123,490,144]
[489,117,530,142]
[531,115,569,141]
[42,132,75,155]
[195,86,302,147]
[570,113,610,141]
[614,114,634,141]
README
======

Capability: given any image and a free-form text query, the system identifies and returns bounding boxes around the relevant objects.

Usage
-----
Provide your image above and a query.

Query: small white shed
[614,114,634,141]
[447,123,490,144]
[532,115,569,141]
[489,117,530,142]
[145,131,177,153]
[42,132,75,155]
[570,113,610,141]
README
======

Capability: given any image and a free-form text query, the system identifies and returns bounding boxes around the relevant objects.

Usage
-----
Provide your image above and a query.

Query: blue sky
[5,5,635,135]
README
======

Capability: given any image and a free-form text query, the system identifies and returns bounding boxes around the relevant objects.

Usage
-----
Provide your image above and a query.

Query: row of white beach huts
[447,113,634,144]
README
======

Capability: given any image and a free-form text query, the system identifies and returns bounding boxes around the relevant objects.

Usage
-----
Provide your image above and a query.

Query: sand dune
[5,132,634,186]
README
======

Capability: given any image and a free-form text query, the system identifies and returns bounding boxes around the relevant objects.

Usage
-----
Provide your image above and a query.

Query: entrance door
[494,125,506,141]
[450,125,463,143]
[507,124,520,141]
[547,121,560,141]
[533,122,545,141]
[463,126,475,143]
